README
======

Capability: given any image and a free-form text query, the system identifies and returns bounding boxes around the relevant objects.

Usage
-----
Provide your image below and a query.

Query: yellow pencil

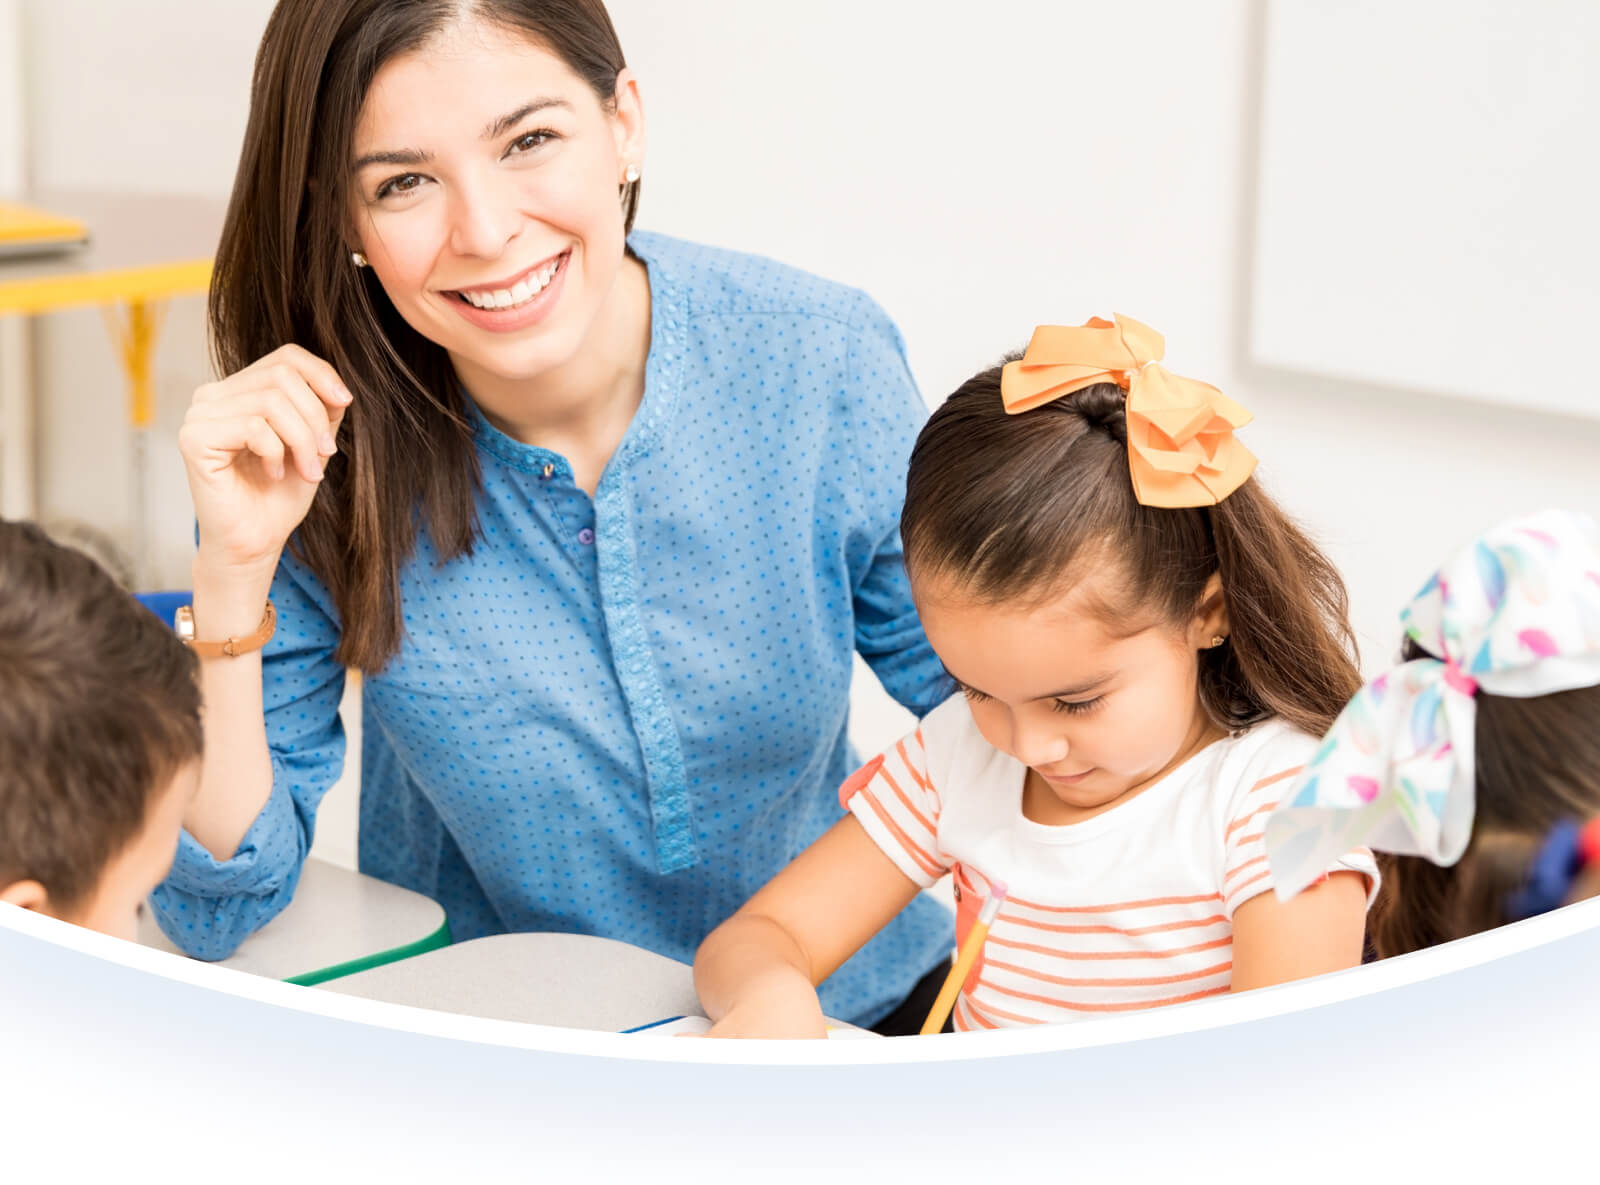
[920,881,1007,1035]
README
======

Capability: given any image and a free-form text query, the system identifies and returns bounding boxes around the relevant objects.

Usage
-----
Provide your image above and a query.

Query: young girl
[1264,509,1600,957]
[694,315,1379,1036]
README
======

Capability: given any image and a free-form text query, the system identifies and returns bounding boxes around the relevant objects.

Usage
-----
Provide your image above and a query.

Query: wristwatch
[175,601,277,658]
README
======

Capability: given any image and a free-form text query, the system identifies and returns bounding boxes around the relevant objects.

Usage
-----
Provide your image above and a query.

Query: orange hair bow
[998,314,1256,508]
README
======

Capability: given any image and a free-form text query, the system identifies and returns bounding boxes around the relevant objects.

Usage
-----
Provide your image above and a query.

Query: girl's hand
[691,816,924,1042]
[178,344,353,576]
[702,976,830,1040]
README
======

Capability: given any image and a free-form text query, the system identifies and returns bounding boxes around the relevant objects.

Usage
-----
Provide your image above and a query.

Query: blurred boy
[0,519,201,940]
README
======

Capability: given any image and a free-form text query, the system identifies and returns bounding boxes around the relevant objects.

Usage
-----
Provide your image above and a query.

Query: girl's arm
[694,814,924,1038]
[1229,871,1369,991]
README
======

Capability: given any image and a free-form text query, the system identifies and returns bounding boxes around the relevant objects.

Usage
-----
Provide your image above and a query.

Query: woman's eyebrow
[482,97,572,139]
[353,98,574,170]
[354,146,431,170]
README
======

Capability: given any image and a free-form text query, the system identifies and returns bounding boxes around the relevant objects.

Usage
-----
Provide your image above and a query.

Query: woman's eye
[376,173,425,200]
[508,130,555,155]
[958,685,991,704]
[1052,696,1103,716]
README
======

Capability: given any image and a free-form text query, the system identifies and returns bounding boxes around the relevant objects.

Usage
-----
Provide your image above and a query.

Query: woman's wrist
[190,550,280,639]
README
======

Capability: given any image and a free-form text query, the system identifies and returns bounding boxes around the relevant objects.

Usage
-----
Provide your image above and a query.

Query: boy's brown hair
[0,520,203,911]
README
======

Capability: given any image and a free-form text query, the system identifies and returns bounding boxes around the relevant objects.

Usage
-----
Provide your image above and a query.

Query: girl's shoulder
[628,230,894,335]
[1204,717,1323,814]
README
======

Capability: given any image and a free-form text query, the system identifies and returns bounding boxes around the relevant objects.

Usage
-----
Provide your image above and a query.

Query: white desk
[318,932,706,1032]
[139,857,449,985]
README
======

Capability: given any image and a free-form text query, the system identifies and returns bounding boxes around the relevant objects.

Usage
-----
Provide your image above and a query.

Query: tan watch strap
[175,601,277,658]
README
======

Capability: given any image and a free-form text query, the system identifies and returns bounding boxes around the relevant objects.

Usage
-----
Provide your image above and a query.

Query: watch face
[175,606,195,642]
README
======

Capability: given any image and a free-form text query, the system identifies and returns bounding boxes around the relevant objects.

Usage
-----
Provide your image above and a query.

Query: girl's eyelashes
[1052,696,1104,716]
[956,680,1101,715]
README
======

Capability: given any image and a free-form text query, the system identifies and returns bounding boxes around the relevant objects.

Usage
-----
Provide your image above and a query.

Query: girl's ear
[1190,572,1230,649]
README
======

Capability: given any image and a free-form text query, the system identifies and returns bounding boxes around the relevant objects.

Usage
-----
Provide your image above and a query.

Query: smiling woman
[158,0,955,1034]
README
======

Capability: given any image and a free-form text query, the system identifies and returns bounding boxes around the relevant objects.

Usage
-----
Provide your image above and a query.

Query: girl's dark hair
[210,0,638,672]
[901,363,1362,740]
[1366,637,1600,957]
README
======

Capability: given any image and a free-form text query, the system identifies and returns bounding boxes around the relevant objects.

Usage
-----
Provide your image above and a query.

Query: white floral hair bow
[1264,509,1600,899]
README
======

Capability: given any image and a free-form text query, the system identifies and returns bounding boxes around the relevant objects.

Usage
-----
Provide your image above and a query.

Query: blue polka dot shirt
[152,232,955,1026]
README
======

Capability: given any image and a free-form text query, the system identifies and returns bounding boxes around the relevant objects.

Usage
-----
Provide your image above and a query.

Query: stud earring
[351,251,369,268]
[1209,635,1227,648]
[623,163,640,184]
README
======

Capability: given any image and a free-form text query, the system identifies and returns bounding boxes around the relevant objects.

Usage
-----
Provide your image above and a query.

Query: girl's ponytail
[1204,488,1362,738]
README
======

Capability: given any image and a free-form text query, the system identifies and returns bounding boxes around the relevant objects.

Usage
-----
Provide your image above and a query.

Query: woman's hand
[179,344,352,577]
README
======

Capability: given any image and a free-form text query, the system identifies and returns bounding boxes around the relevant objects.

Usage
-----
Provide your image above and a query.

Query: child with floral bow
[1265,509,1600,956]
[694,316,1380,1037]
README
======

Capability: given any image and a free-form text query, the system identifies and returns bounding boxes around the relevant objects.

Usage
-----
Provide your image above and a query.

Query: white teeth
[459,254,563,311]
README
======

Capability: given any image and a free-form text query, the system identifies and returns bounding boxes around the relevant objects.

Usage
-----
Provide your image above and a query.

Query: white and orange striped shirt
[841,696,1378,1031]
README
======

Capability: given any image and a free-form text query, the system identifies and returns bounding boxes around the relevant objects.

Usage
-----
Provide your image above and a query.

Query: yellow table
[0,191,221,582]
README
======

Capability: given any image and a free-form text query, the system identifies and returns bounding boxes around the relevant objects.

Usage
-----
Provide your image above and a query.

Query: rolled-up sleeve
[149,547,346,960]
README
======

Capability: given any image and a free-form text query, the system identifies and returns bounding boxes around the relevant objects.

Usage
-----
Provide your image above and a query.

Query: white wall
[16,0,1600,869]
[0,0,23,194]
[1252,0,1600,418]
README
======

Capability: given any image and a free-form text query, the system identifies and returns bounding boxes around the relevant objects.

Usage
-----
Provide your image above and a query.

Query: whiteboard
[1249,1,1600,420]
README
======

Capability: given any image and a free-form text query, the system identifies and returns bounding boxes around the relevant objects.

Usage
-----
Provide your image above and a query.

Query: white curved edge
[5,895,1598,1066]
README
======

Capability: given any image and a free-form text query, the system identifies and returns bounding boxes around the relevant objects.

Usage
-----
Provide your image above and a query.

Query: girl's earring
[623,163,640,184]
[1209,636,1227,648]
[351,251,369,268]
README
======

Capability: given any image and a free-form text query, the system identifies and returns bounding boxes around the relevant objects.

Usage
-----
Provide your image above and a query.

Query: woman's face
[349,18,643,386]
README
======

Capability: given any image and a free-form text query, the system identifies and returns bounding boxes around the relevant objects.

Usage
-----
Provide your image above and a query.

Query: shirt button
[577,528,595,546]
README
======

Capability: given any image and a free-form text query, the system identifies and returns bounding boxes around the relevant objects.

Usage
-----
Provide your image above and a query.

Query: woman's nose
[447,174,520,259]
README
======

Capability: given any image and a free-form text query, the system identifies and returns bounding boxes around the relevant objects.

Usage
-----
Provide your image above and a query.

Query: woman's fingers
[180,412,288,482]
[186,388,329,483]
[260,363,340,458]
[201,345,354,436]
[249,345,353,429]
[243,416,288,482]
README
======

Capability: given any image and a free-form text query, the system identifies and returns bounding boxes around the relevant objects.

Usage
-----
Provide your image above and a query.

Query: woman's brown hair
[900,363,1362,740]
[209,0,638,672]
[1366,638,1600,957]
